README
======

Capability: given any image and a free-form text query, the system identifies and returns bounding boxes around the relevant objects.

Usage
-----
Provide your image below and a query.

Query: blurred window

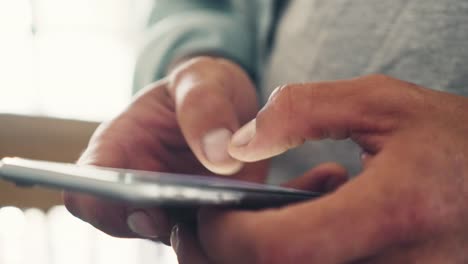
[0,0,152,121]
[0,206,178,264]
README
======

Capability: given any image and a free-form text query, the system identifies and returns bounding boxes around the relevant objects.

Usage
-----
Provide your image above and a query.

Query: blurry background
[0,0,148,120]
[0,0,177,262]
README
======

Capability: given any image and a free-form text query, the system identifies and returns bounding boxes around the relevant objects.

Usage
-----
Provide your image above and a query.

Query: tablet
[0,157,320,209]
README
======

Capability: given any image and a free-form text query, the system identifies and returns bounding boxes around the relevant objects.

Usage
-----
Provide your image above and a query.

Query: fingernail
[231,119,256,147]
[202,128,233,164]
[203,128,243,175]
[127,211,159,238]
[170,225,180,253]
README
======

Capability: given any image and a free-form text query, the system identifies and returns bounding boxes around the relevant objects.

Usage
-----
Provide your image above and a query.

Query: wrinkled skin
[172,75,468,264]
[63,57,268,243]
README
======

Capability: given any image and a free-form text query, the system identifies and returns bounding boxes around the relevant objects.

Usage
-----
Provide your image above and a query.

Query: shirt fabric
[133,0,274,90]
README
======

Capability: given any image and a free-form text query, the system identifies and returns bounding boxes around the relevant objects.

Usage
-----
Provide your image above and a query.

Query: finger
[64,144,135,237]
[64,133,172,239]
[282,162,348,192]
[64,192,134,237]
[198,155,432,263]
[228,75,411,162]
[171,225,212,264]
[64,192,172,240]
[198,186,400,263]
[169,57,259,175]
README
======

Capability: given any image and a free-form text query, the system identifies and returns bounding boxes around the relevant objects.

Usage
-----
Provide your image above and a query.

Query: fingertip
[63,192,135,237]
[204,161,244,176]
[201,128,244,175]
[202,128,234,164]
[230,119,256,147]
[178,126,245,175]
[227,120,261,162]
[228,119,290,162]
[228,141,287,163]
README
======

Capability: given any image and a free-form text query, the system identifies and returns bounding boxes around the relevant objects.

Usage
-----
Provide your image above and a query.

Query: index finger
[228,75,419,162]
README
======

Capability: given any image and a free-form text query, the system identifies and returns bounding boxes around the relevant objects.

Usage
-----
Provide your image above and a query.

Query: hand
[63,57,268,244]
[176,75,468,263]
[171,163,349,264]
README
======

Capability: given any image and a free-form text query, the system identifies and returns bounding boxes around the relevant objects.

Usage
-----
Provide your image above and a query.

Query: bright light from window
[0,0,152,121]
[0,207,27,264]
[0,0,35,115]
[0,0,31,33]
[34,33,134,121]
[0,206,178,264]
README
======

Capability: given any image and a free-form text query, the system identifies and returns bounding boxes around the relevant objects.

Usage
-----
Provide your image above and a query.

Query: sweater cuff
[133,11,255,92]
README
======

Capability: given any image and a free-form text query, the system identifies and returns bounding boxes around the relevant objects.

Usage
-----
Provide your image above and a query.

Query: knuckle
[269,84,293,102]
[169,56,217,85]
[362,74,415,94]
[360,74,398,95]
[267,84,296,114]
[138,79,167,94]
[267,85,285,101]
[361,74,402,94]
[364,73,396,83]
[361,74,426,116]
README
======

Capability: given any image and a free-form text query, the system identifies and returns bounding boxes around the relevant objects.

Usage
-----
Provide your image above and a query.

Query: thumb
[169,57,258,175]
[228,75,408,162]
